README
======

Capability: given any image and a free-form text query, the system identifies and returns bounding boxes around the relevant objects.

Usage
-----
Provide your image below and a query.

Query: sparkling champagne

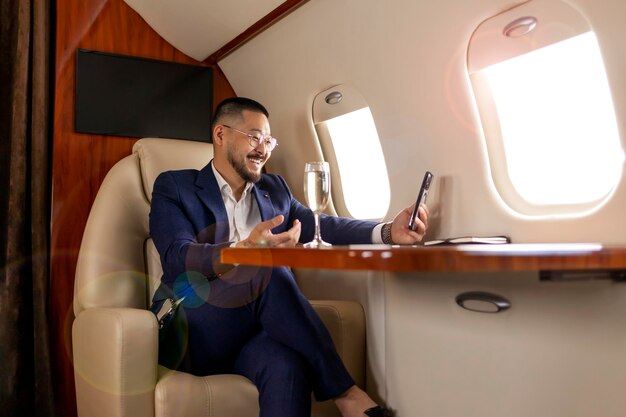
[304,170,330,214]
[303,161,332,248]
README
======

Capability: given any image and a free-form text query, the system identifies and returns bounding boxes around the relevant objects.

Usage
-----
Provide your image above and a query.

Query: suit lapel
[253,184,275,221]
[195,162,230,243]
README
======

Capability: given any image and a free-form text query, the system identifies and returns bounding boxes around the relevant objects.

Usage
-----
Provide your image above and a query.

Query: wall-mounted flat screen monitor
[75,49,213,141]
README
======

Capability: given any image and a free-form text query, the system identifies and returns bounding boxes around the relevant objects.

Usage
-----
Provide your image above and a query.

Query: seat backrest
[74,138,214,316]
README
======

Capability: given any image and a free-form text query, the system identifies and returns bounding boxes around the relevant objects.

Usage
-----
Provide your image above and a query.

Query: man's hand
[236,215,301,248]
[390,203,429,245]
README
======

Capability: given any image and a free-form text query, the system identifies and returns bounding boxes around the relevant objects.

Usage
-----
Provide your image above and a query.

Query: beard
[227,142,264,183]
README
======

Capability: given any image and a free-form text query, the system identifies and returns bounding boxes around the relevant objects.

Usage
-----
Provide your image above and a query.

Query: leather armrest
[310,300,366,417]
[73,308,158,417]
[311,300,366,386]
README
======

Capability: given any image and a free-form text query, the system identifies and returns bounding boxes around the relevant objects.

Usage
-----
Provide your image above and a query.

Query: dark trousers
[164,265,354,417]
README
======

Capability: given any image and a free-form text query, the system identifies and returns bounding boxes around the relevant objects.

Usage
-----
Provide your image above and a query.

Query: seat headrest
[133,138,214,202]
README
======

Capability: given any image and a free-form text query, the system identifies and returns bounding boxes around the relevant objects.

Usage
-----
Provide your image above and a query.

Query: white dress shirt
[211,162,384,244]
[211,162,261,243]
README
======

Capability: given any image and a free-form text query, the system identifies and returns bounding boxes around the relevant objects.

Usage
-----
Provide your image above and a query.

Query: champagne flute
[303,161,332,248]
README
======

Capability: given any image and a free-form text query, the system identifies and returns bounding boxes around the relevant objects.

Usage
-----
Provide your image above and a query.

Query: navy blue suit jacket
[150,162,379,292]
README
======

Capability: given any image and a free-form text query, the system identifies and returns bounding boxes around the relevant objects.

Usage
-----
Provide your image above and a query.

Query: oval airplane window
[468,0,624,217]
[313,85,390,220]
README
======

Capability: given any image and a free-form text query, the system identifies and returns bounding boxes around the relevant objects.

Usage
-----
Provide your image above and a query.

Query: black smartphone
[408,171,433,231]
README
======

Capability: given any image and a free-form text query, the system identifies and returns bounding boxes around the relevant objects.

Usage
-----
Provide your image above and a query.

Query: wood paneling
[221,244,626,273]
[51,1,235,415]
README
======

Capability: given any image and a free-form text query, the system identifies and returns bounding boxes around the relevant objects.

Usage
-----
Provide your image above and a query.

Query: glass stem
[313,213,321,241]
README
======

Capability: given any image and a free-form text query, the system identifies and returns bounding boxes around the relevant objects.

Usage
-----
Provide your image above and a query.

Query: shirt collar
[211,160,254,198]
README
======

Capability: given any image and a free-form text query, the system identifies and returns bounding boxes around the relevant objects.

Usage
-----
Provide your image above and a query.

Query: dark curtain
[0,0,55,416]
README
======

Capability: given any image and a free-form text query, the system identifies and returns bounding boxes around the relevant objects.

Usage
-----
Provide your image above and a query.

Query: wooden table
[221,243,626,276]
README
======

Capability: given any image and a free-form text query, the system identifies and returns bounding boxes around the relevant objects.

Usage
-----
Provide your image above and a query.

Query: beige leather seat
[72,138,366,417]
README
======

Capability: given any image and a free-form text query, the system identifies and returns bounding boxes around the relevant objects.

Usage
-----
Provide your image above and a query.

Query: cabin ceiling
[123,0,285,62]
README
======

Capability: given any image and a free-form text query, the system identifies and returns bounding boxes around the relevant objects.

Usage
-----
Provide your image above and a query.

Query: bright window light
[324,107,390,219]
[483,31,624,206]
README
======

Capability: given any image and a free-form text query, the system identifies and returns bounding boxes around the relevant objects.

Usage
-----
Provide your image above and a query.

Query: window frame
[312,84,391,220]
[467,0,624,217]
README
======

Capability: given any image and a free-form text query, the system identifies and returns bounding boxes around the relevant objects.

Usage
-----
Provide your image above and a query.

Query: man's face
[224,110,272,183]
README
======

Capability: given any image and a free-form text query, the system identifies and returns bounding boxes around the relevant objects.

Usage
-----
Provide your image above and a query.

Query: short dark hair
[210,97,269,131]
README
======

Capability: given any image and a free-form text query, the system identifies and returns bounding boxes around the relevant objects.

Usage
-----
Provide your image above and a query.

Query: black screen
[75,49,213,141]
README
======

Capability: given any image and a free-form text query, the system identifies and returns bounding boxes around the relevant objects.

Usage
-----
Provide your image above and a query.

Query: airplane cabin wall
[217,0,626,411]
[218,0,626,245]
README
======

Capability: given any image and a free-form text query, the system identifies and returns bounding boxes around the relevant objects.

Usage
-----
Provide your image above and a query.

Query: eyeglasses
[222,125,278,151]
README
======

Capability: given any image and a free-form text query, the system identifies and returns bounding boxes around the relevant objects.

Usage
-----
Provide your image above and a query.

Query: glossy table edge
[220,243,626,273]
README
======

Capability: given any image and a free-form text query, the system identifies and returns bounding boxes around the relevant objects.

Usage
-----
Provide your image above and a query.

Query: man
[150,97,429,417]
